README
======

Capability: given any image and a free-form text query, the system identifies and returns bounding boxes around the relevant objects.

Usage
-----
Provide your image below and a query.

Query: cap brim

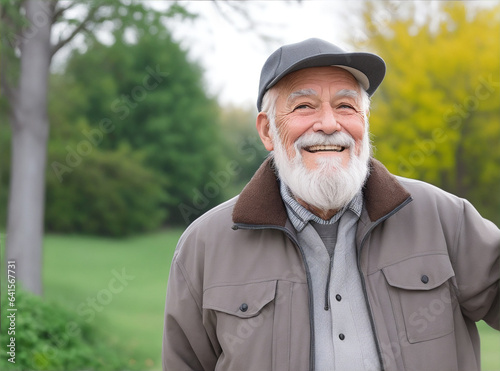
[266,52,385,96]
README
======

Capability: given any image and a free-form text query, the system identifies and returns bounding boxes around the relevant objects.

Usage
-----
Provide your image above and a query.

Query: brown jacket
[163,158,500,371]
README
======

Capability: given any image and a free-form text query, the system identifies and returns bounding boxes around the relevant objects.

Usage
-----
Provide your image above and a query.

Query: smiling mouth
[305,145,346,153]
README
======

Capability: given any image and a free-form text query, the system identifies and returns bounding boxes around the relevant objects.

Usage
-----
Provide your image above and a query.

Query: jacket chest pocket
[203,280,293,371]
[382,254,456,344]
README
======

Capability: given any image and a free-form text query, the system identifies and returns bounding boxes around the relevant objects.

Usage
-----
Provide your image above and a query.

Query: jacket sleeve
[162,251,217,371]
[453,199,500,330]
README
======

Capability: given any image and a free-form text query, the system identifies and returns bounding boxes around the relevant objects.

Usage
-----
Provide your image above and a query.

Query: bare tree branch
[210,0,288,44]
[224,1,257,29]
[212,0,255,33]
[50,4,98,58]
[52,0,77,25]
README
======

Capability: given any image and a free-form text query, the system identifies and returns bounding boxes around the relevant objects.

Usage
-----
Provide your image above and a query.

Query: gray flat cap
[257,38,386,111]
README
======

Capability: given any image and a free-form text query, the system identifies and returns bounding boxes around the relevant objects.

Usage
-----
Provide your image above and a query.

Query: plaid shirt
[279,180,363,232]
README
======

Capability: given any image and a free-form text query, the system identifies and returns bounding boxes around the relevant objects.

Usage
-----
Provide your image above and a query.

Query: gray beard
[271,128,371,214]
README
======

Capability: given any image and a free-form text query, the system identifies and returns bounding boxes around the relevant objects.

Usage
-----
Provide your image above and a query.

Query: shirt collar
[279,179,363,232]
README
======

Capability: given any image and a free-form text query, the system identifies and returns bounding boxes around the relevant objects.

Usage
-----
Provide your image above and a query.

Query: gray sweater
[280,183,380,371]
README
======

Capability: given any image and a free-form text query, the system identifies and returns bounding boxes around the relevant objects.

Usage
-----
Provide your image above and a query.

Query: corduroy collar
[232,157,411,226]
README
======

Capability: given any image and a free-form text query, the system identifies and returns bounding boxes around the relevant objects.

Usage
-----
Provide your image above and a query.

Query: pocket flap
[382,254,455,290]
[203,280,277,318]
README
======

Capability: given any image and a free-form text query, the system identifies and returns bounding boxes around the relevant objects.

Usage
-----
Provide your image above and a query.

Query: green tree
[53,14,224,227]
[352,2,500,224]
[217,104,268,199]
[45,73,169,236]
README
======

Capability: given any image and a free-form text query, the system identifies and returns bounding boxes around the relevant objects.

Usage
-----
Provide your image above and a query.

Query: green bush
[0,288,137,371]
[45,135,169,236]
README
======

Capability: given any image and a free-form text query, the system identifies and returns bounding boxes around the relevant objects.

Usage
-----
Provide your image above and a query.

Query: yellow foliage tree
[352,2,500,224]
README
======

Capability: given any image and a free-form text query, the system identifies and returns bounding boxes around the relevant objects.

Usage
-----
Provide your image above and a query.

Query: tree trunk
[6,0,55,296]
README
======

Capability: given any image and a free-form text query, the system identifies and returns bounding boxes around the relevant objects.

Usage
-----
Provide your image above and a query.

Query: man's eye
[294,104,312,110]
[338,104,355,110]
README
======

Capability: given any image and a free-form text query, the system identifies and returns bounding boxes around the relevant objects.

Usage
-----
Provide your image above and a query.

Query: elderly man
[163,38,499,371]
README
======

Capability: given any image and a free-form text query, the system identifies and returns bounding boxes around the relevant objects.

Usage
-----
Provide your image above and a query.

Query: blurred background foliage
[358,2,500,224]
[43,2,268,233]
[45,4,228,232]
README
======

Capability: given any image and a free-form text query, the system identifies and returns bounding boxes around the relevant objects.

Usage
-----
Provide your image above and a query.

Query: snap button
[339,333,345,341]
[335,294,342,302]
[239,303,248,312]
[421,275,429,284]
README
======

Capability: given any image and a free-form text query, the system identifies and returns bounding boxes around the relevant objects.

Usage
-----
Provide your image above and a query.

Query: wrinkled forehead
[274,66,362,103]
[286,88,361,105]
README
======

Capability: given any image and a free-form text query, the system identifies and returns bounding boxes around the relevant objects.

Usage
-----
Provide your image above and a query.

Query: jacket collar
[232,157,411,226]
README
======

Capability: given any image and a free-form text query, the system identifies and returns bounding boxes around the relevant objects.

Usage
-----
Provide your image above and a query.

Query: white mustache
[294,131,355,150]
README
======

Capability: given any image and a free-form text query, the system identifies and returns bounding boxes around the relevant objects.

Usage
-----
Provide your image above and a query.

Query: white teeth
[307,145,344,152]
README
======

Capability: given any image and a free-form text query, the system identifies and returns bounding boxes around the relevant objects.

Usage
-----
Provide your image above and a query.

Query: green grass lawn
[478,320,500,371]
[43,229,183,371]
[40,230,500,371]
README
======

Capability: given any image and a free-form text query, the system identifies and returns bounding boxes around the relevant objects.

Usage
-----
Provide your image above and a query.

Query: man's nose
[312,104,341,134]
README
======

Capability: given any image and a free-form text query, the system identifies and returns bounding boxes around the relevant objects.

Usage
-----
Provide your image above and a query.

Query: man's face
[257,66,371,216]
[272,66,366,171]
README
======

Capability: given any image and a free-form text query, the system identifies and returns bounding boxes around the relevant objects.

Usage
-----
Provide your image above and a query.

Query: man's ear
[256,112,274,151]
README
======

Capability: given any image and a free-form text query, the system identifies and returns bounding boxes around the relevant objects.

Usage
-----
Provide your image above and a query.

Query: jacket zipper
[324,255,334,311]
[356,196,413,371]
[232,223,316,371]
[233,195,412,371]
